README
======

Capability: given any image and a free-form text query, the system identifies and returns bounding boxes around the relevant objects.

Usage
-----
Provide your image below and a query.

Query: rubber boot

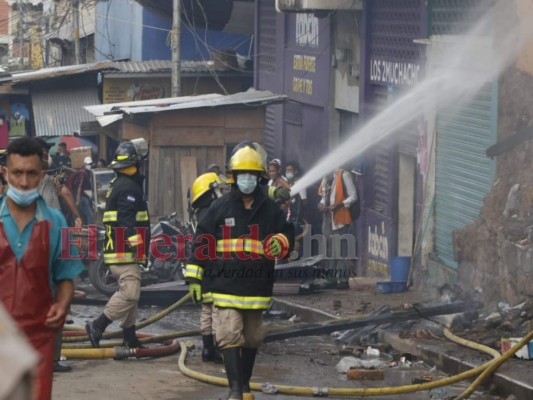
[85,313,111,348]
[242,348,257,400]
[213,342,224,364]
[123,325,144,348]
[202,334,216,362]
[221,348,243,400]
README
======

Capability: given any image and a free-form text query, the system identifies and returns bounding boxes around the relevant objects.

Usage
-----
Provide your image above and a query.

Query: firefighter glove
[189,283,202,304]
[268,186,291,202]
[275,187,291,201]
[264,236,282,258]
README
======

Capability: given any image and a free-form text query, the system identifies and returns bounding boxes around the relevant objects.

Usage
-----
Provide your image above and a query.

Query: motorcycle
[87,212,193,297]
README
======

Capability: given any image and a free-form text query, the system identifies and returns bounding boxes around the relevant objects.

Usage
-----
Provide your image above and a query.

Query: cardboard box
[500,338,533,359]
[70,146,92,169]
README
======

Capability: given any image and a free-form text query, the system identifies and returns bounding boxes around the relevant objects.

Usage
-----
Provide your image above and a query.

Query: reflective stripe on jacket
[103,173,150,265]
[186,186,294,310]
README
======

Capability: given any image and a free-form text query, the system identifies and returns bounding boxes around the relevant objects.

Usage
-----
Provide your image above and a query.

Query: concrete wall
[95,0,143,61]
[453,0,533,304]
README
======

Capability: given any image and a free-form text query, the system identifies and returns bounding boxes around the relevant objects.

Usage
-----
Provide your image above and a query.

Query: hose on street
[455,329,533,400]
[62,329,200,349]
[177,324,529,397]
[61,338,180,360]
[62,293,192,342]
[62,288,528,397]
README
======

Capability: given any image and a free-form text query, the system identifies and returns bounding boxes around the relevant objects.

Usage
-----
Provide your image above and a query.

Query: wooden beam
[122,121,149,141]
[152,109,225,128]
[148,146,160,216]
[225,108,265,129]
[224,128,263,144]
[153,127,225,146]
[264,302,469,343]
[180,156,197,221]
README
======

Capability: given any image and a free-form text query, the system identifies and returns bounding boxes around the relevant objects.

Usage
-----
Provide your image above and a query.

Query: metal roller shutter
[434,83,497,268]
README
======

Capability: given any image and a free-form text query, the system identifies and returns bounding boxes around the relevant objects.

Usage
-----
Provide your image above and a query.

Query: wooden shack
[88,91,285,220]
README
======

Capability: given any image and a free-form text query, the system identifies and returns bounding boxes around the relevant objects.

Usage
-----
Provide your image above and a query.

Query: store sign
[291,54,316,96]
[370,59,421,87]
[103,78,170,104]
[296,13,319,48]
[368,222,389,276]
[284,13,329,106]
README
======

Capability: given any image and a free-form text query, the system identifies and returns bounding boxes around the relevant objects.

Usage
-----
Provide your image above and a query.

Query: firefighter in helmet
[188,172,224,364]
[226,141,291,202]
[85,138,150,349]
[186,143,294,400]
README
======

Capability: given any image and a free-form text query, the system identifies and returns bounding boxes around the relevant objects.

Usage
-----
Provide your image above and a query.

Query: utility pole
[171,0,181,97]
[72,0,80,64]
[17,0,24,65]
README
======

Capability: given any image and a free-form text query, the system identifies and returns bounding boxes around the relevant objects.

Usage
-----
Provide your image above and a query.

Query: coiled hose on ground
[61,291,531,398]
[178,323,533,398]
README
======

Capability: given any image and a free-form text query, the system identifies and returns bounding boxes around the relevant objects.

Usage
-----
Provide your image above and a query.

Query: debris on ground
[346,368,385,380]
[335,357,386,373]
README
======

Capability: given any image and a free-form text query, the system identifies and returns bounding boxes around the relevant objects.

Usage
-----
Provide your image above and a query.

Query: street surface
[52,279,507,400]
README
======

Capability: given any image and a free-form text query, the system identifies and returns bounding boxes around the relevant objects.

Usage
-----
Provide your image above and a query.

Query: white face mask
[236,173,258,195]
[286,172,294,180]
[6,184,40,207]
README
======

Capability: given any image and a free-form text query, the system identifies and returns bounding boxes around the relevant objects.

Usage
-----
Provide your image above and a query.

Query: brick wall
[0,0,9,36]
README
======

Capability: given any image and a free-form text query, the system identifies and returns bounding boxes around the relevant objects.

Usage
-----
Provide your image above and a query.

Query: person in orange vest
[318,168,357,289]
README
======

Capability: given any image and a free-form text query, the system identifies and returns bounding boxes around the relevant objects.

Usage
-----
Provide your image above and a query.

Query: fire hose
[60,291,530,398]
[62,293,193,342]
[178,317,533,398]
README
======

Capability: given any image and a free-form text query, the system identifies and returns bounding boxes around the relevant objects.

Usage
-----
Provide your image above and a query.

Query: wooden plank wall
[149,107,266,220]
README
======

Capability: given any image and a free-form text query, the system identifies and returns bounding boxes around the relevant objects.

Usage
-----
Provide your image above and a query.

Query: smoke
[291,0,532,195]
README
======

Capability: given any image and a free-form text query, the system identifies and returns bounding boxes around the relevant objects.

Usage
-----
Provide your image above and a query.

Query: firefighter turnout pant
[104,264,141,328]
[200,303,218,336]
[214,307,264,349]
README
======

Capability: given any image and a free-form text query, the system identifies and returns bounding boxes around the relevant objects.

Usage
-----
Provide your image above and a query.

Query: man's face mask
[6,184,40,207]
[236,173,258,195]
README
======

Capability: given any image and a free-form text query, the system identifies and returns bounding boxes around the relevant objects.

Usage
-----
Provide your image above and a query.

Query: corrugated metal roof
[111,60,172,74]
[85,93,220,117]
[3,61,116,85]
[85,90,286,126]
[1,60,242,86]
[109,60,216,74]
[33,86,100,136]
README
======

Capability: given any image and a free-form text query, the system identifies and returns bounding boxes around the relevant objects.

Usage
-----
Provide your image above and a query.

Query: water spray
[291,0,533,196]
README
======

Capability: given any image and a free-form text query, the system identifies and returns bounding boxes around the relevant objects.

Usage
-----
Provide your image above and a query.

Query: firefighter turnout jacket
[185,186,294,310]
[103,172,150,265]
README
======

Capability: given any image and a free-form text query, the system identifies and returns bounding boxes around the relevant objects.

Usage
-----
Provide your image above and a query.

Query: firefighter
[225,141,291,203]
[85,138,150,349]
[189,172,224,363]
[186,144,294,400]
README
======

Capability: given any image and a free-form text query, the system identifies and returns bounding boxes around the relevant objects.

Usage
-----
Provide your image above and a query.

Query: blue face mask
[6,184,40,207]
[236,173,258,195]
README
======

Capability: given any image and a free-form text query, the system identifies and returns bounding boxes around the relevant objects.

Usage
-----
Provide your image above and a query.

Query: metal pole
[73,0,80,64]
[17,0,23,65]
[171,0,181,97]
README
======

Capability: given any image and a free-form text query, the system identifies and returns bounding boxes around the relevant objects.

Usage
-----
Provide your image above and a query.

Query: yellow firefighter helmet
[191,172,220,206]
[226,145,266,184]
